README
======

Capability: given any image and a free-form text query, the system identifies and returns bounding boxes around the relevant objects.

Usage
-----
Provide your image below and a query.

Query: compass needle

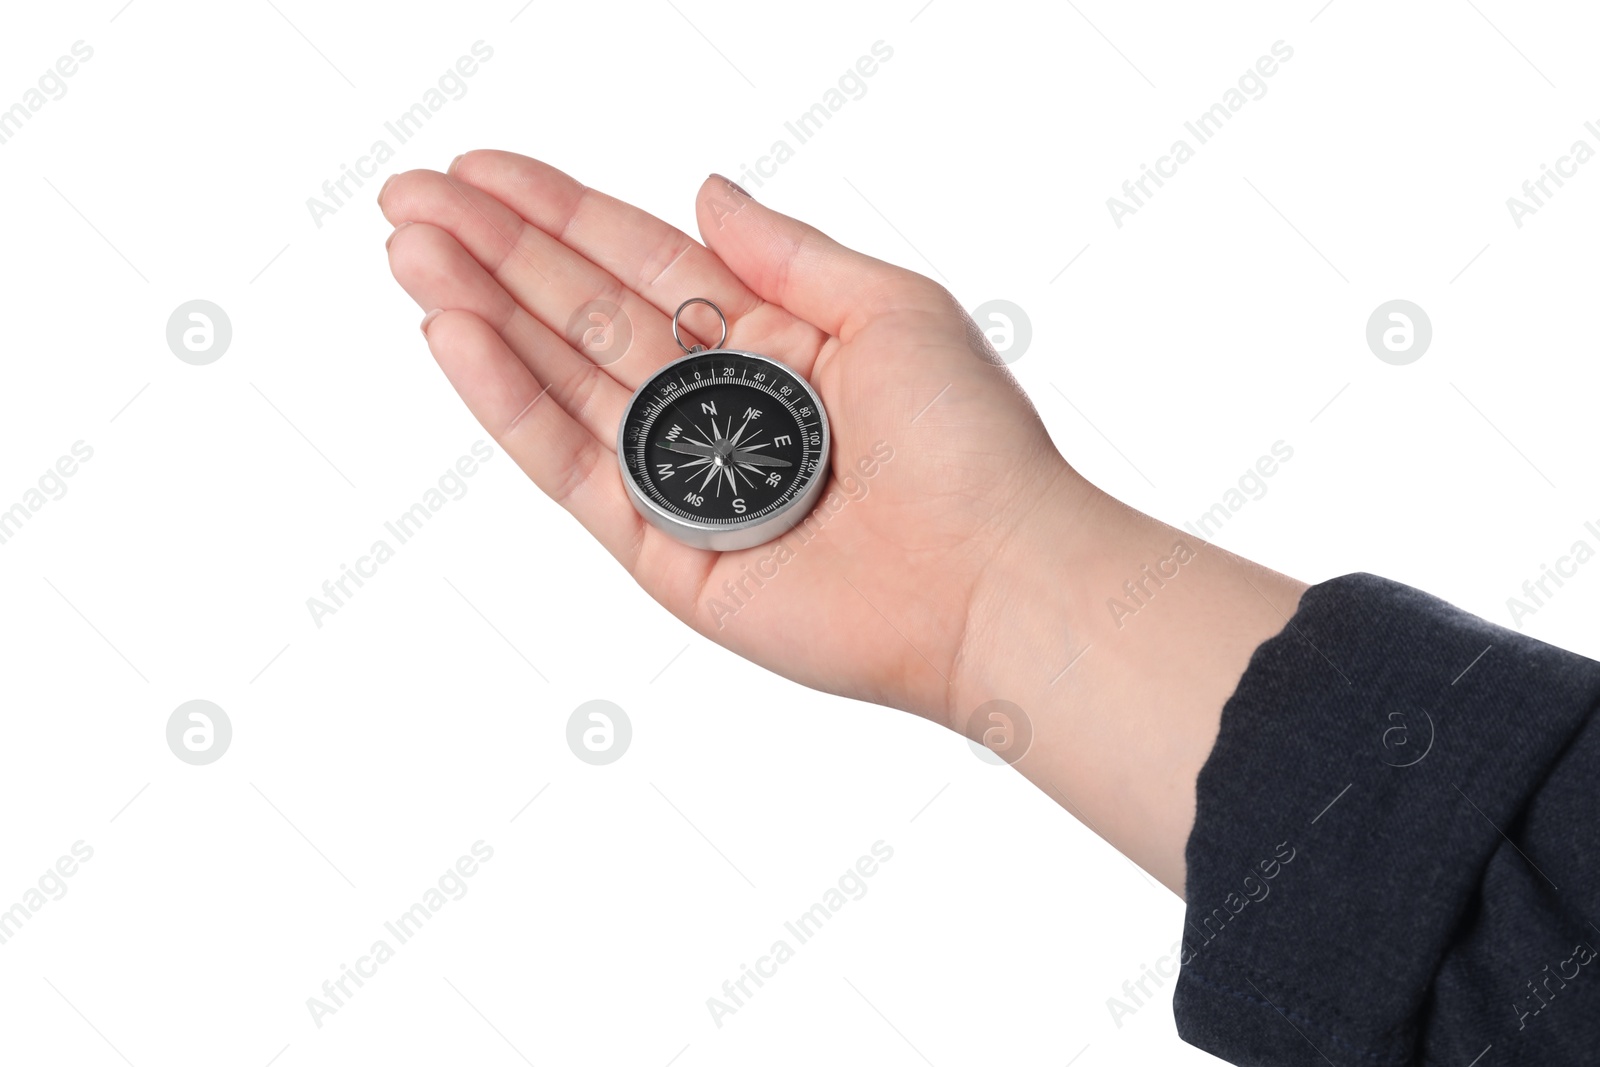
[659,440,716,459]
[731,450,792,469]
[619,299,831,550]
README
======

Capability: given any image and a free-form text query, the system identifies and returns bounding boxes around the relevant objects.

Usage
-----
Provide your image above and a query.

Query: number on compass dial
[622,351,826,527]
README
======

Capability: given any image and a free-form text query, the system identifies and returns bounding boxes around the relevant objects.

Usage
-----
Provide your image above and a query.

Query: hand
[379,151,1306,894]
[379,151,1079,726]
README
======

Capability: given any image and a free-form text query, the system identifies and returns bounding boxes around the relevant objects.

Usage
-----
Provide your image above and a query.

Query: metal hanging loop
[672,297,728,354]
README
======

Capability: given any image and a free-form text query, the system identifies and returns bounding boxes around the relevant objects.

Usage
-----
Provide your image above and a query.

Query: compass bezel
[616,348,832,551]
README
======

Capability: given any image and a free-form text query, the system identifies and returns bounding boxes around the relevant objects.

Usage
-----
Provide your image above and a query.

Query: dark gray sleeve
[1173,573,1600,1066]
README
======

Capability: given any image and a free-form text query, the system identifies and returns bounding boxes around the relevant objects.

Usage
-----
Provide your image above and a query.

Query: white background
[2,1,1597,1065]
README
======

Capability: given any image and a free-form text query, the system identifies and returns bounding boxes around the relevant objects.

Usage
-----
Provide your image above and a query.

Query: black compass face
[622,350,826,527]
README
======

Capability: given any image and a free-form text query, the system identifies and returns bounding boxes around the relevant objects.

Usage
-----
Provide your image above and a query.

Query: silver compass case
[616,348,832,552]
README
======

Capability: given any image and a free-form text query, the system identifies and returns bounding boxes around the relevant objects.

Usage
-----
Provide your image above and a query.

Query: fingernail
[385,220,412,250]
[448,153,465,175]
[377,173,397,207]
[711,172,752,199]
[420,308,444,337]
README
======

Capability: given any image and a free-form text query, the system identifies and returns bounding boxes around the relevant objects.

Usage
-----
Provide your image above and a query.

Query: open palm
[381,152,1075,724]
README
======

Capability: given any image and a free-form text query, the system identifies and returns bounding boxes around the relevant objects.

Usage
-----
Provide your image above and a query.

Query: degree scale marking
[630,360,822,526]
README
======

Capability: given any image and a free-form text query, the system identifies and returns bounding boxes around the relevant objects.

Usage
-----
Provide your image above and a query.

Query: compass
[617,298,831,551]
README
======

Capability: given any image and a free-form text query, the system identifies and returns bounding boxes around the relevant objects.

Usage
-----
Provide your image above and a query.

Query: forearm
[950,465,1307,895]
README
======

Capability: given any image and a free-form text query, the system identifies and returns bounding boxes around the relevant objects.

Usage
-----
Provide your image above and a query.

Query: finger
[694,176,948,342]
[446,151,817,360]
[381,168,689,389]
[421,308,643,566]
[387,222,628,447]
[424,308,720,613]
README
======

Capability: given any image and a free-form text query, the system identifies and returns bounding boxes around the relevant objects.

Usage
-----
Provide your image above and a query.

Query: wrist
[950,464,1308,895]
[945,462,1107,729]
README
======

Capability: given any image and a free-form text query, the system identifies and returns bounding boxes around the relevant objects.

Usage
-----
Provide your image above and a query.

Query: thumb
[695,174,944,341]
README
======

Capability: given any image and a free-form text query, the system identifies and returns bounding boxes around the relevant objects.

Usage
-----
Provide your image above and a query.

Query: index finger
[447,151,789,343]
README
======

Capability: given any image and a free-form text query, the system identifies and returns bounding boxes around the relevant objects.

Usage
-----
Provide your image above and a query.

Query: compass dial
[618,349,830,550]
